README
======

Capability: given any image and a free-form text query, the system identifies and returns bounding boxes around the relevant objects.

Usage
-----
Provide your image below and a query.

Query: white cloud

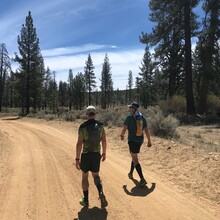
[44,45,144,90]
[42,44,117,57]
[4,1,147,90]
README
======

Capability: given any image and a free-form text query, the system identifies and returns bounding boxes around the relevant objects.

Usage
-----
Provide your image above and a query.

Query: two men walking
[75,102,152,208]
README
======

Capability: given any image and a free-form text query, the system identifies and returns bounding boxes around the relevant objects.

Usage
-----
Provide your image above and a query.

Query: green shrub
[63,114,76,122]
[204,114,220,124]
[0,108,20,117]
[175,113,200,124]
[146,106,179,138]
[44,114,56,121]
[158,95,186,115]
[35,110,48,119]
[207,95,220,114]
[94,107,127,127]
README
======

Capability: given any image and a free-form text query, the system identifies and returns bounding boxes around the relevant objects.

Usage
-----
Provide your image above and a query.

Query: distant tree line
[0,0,219,116]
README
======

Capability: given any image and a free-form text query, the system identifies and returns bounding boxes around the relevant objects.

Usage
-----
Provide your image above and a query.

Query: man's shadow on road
[123,178,156,197]
[74,206,108,220]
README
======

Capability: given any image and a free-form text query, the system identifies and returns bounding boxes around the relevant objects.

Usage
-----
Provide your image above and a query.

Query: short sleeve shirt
[124,114,147,143]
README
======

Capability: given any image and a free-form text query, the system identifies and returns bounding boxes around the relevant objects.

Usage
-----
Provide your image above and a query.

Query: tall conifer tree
[100,54,113,109]
[140,0,199,114]
[0,43,11,111]
[68,69,74,110]
[84,54,96,105]
[195,0,220,114]
[138,45,154,108]
[73,72,85,109]
[127,70,133,103]
[15,11,44,115]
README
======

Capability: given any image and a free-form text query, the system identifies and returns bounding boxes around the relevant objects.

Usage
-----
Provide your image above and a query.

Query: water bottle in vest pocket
[134,111,143,136]
[135,118,143,136]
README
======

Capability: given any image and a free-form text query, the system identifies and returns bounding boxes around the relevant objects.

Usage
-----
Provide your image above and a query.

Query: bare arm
[120,125,128,140]
[144,127,152,147]
[101,129,107,162]
[75,135,83,170]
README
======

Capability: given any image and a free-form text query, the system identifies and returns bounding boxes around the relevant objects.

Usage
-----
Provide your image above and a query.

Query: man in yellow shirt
[75,106,108,208]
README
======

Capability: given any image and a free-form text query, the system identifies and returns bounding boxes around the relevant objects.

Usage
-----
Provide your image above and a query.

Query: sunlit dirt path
[0,119,218,220]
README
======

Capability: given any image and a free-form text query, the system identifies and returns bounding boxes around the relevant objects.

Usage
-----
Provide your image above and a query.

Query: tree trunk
[197,1,218,114]
[197,77,209,114]
[184,0,195,114]
[26,62,30,115]
[168,68,176,98]
[0,49,3,112]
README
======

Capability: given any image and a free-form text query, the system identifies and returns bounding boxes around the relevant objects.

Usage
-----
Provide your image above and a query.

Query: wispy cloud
[43,45,144,90]
[4,0,148,89]
[42,44,117,57]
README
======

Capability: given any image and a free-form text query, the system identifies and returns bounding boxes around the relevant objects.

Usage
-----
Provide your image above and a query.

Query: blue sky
[0,0,153,90]
[0,0,203,90]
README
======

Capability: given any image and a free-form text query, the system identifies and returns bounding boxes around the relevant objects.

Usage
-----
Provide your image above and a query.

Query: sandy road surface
[0,119,219,220]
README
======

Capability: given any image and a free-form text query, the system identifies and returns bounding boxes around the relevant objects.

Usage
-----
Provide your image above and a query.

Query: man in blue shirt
[120,102,152,187]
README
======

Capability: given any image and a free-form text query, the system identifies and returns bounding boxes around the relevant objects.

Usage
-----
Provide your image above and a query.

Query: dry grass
[1,106,219,153]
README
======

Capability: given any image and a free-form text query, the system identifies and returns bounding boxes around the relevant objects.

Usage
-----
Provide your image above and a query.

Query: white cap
[86,106,96,115]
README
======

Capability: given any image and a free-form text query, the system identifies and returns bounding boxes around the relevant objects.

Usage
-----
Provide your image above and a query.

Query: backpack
[134,112,143,137]
[86,121,102,150]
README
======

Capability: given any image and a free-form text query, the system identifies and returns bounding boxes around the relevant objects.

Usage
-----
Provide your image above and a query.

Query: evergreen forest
[0,0,220,118]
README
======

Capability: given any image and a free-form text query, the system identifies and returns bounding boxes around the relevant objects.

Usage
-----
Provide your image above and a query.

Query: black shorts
[80,152,101,173]
[128,141,142,153]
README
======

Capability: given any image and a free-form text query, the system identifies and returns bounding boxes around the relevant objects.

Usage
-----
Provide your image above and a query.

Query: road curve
[0,119,218,220]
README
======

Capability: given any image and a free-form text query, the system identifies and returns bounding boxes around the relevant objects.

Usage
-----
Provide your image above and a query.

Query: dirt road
[0,119,219,220]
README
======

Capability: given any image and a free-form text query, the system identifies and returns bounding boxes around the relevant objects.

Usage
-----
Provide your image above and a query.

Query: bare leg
[82,172,89,191]
[92,172,102,194]
[92,172,108,208]
[130,152,139,165]
[80,172,89,205]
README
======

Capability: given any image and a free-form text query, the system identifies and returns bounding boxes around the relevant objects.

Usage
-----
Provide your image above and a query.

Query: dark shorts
[80,152,101,173]
[128,141,142,154]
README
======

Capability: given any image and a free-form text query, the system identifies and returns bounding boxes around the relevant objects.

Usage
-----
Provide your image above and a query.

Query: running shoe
[79,197,89,207]
[128,172,133,179]
[99,193,108,208]
[138,178,147,187]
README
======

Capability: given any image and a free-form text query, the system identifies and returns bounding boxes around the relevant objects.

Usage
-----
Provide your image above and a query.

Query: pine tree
[84,54,96,105]
[100,54,113,109]
[140,0,199,113]
[48,71,58,113]
[0,43,11,111]
[58,81,68,107]
[73,72,85,110]
[138,45,154,108]
[42,67,53,110]
[32,54,45,111]
[15,11,44,115]
[184,0,198,114]
[127,70,133,103]
[195,0,220,114]
[68,69,74,110]
[141,0,186,98]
